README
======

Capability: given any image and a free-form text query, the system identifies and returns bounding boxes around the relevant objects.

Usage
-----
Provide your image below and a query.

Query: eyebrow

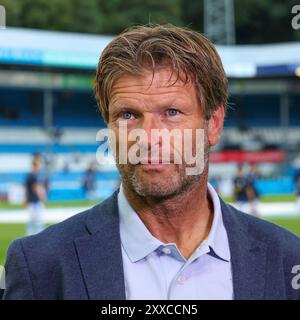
[109,104,142,117]
[109,97,190,115]
[111,101,133,108]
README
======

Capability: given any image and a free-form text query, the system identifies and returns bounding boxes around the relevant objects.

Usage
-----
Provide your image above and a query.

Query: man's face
[108,68,222,198]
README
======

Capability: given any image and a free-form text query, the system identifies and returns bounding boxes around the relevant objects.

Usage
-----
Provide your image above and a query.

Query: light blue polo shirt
[118,183,233,300]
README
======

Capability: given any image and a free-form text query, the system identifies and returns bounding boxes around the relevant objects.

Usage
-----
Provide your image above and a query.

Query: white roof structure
[1,27,300,78]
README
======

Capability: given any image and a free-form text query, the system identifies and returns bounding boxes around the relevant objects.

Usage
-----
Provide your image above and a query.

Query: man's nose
[137,114,163,147]
[141,114,160,132]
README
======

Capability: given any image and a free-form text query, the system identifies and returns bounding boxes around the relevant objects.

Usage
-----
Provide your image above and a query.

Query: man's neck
[122,179,214,259]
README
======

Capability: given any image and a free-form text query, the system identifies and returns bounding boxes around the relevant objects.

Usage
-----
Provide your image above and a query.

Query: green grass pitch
[0,217,300,266]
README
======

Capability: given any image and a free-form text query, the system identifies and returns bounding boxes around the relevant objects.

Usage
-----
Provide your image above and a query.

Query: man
[3,25,300,300]
[82,162,97,200]
[24,159,46,236]
[246,163,261,216]
[233,164,249,213]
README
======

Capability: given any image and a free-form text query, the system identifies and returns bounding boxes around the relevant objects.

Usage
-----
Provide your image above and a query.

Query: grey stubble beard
[116,131,210,201]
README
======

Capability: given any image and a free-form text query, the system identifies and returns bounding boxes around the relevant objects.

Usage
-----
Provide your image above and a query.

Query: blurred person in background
[233,164,249,213]
[246,163,261,216]
[24,159,46,235]
[82,162,97,200]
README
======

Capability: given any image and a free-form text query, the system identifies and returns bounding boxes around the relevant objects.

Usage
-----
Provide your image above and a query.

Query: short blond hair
[94,24,228,123]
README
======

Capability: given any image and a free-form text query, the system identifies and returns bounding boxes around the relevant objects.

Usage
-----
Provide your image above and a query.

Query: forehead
[110,68,196,100]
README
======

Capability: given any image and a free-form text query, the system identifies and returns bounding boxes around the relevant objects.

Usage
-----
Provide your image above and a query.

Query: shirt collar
[205,183,231,262]
[118,182,231,263]
[118,184,163,262]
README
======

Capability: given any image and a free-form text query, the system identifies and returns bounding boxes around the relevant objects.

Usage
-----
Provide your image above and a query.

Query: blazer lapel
[74,191,126,300]
[220,199,268,300]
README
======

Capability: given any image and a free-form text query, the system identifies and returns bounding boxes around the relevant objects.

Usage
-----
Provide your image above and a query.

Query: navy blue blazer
[2,191,300,300]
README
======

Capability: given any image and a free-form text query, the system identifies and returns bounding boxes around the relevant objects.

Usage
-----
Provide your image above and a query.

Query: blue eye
[166,109,179,116]
[120,111,133,120]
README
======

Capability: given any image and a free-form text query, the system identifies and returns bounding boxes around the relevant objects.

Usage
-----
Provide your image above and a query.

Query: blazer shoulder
[225,202,300,258]
[17,191,119,254]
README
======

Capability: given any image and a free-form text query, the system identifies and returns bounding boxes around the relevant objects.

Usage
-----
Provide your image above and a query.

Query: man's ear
[207,106,225,146]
